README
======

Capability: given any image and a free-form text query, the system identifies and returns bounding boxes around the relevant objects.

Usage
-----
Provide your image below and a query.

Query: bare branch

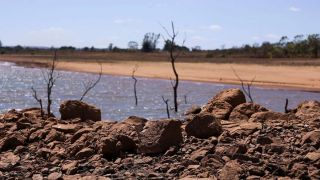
[132,65,139,106]
[31,86,44,117]
[162,96,170,118]
[231,66,255,103]
[80,62,103,101]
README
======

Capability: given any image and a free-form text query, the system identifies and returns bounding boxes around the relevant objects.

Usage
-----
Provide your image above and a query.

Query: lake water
[0,61,318,121]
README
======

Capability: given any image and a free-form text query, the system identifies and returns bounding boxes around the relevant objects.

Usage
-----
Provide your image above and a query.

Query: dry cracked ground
[0,88,319,180]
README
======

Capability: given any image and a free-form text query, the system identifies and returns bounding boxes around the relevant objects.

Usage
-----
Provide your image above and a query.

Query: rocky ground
[0,88,319,180]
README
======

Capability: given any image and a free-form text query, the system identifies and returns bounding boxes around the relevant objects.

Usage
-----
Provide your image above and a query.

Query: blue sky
[0,0,319,49]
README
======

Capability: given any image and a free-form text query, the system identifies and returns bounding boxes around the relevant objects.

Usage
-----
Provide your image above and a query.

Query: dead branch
[161,21,185,112]
[231,67,255,103]
[44,50,59,115]
[132,65,139,106]
[162,96,170,118]
[284,98,289,113]
[79,63,102,101]
[31,86,44,117]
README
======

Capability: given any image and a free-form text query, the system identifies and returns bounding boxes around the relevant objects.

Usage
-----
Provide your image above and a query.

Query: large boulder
[207,88,246,108]
[202,100,233,120]
[138,119,183,154]
[295,100,320,119]
[185,113,223,139]
[229,103,269,121]
[59,100,101,121]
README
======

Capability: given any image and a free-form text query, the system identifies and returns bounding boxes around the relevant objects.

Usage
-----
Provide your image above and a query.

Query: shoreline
[1,57,320,93]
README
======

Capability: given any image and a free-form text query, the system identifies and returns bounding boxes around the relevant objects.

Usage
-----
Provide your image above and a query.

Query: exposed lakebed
[0,61,318,120]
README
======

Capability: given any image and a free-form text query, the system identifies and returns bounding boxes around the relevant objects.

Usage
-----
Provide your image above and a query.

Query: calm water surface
[0,62,318,121]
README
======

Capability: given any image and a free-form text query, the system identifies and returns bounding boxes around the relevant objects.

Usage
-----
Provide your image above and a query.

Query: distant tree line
[206,34,320,58]
[0,34,319,58]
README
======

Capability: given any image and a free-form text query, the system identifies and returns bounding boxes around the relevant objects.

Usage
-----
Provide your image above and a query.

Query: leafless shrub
[79,63,102,101]
[231,67,255,103]
[32,50,60,116]
[132,65,139,106]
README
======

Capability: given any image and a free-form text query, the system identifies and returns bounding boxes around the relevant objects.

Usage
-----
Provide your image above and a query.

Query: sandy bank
[1,56,320,92]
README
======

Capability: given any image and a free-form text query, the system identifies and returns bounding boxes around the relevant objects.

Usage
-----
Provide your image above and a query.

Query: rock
[59,100,101,121]
[219,160,243,179]
[208,88,246,108]
[99,136,118,158]
[190,147,211,161]
[256,135,273,145]
[62,161,78,175]
[185,113,223,139]
[296,100,320,119]
[202,100,233,120]
[75,147,95,159]
[52,124,79,133]
[229,103,269,121]
[32,174,44,180]
[249,111,292,123]
[114,134,137,152]
[184,105,202,116]
[45,129,65,143]
[71,128,93,143]
[29,129,48,142]
[48,172,62,180]
[0,152,20,170]
[305,152,320,161]
[109,116,147,139]
[301,130,320,148]
[138,119,183,154]
[0,133,26,151]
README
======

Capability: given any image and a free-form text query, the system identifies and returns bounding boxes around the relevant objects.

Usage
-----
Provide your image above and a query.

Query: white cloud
[289,6,301,12]
[208,24,222,31]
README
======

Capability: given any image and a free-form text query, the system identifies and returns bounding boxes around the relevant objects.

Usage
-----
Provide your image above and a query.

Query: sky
[0,0,319,49]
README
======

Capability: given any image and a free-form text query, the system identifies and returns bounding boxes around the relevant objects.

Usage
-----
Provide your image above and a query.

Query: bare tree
[31,86,44,117]
[284,98,290,113]
[161,21,185,112]
[231,67,255,103]
[132,65,139,106]
[80,63,102,101]
[162,96,170,118]
[32,50,60,116]
[43,50,60,115]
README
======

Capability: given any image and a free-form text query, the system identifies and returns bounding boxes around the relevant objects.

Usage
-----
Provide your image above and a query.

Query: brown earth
[0,88,319,179]
[1,53,320,92]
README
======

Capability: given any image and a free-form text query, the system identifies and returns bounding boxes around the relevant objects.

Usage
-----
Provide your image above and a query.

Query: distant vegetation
[0,34,319,59]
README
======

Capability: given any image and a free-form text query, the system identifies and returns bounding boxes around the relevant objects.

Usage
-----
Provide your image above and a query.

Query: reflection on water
[0,62,319,121]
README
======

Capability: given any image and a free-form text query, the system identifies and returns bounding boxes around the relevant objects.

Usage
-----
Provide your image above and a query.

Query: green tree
[141,33,160,52]
[307,34,320,58]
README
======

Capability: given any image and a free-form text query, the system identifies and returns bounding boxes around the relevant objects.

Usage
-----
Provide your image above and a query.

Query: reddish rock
[52,124,79,133]
[45,129,65,143]
[75,147,95,159]
[185,113,223,139]
[208,88,246,108]
[219,160,243,179]
[184,105,202,116]
[296,100,320,119]
[59,100,101,121]
[0,152,20,170]
[0,133,26,151]
[229,103,269,121]
[202,100,233,120]
[138,119,183,154]
[301,130,320,147]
